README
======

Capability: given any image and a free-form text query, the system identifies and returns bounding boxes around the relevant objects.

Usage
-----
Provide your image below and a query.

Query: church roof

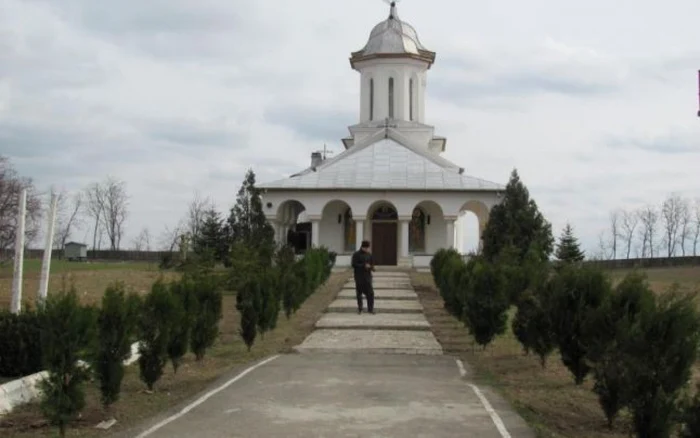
[350,2,435,68]
[259,130,503,192]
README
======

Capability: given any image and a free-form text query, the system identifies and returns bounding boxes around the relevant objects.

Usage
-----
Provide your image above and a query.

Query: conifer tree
[167,279,193,372]
[189,274,223,360]
[227,169,275,264]
[138,280,177,391]
[482,169,554,264]
[555,223,585,264]
[39,288,96,437]
[94,282,141,408]
[236,279,260,351]
[194,208,228,264]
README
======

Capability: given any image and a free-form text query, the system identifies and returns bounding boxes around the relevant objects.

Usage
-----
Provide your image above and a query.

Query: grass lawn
[0,259,177,309]
[411,265,700,438]
[0,269,351,437]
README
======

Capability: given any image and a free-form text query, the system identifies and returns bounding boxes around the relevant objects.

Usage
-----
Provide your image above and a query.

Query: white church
[260,2,503,268]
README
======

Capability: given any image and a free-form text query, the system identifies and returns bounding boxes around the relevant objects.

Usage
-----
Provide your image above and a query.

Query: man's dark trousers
[355,277,374,313]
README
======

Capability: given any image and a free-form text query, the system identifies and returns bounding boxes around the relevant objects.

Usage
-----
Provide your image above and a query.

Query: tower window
[388,77,394,118]
[369,78,374,121]
[409,78,414,121]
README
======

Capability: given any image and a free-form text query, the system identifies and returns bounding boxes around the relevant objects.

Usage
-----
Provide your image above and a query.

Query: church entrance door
[372,222,398,266]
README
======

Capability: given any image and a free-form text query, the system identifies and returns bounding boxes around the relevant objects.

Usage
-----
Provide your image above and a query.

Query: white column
[11,189,27,314]
[455,214,463,254]
[38,193,58,306]
[400,219,409,258]
[311,220,320,248]
[355,220,364,250]
[446,219,456,250]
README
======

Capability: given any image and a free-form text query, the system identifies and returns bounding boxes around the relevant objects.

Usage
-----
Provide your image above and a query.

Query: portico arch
[459,200,490,254]
[411,200,445,255]
[276,200,308,253]
[321,199,355,254]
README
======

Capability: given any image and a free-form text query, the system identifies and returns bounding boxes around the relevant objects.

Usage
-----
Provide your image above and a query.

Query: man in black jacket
[351,240,375,314]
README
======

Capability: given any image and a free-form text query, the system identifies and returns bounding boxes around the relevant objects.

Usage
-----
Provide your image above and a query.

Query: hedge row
[430,250,700,437]
[0,274,223,438]
[237,245,336,351]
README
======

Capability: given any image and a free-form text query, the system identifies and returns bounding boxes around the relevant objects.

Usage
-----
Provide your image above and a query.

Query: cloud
[432,39,629,107]
[263,106,355,143]
[606,126,700,154]
[2,0,700,256]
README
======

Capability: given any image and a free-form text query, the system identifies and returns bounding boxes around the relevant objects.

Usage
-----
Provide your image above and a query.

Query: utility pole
[38,192,58,306]
[10,189,27,314]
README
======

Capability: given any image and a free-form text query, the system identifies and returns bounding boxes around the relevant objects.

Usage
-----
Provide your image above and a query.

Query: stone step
[372,272,410,277]
[327,299,424,314]
[294,329,443,355]
[338,289,418,301]
[344,282,413,290]
[315,313,431,331]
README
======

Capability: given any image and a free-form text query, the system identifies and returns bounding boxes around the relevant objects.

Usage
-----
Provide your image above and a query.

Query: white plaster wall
[319,201,349,254]
[356,59,429,124]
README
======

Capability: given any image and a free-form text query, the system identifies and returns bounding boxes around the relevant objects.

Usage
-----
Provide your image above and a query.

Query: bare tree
[0,156,42,254]
[596,231,611,260]
[608,210,620,259]
[159,221,185,252]
[132,227,152,251]
[638,205,660,258]
[661,193,685,257]
[692,198,700,256]
[53,189,84,253]
[677,199,692,256]
[186,191,213,242]
[100,177,128,250]
[620,209,639,259]
[85,182,105,253]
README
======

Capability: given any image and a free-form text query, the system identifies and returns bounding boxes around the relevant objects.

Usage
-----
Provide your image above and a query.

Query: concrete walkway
[127,271,533,438]
[295,271,444,355]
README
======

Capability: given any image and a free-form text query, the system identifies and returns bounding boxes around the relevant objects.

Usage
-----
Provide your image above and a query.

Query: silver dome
[350,2,435,67]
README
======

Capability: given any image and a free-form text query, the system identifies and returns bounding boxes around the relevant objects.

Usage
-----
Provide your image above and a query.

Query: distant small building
[64,242,88,262]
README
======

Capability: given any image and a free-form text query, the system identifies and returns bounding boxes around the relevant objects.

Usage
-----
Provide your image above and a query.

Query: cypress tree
[586,271,655,429]
[227,169,275,265]
[482,169,554,264]
[555,223,585,264]
[190,275,224,360]
[167,279,194,372]
[138,280,177,391]
[550,265,611,385]
[94,282,141,408]
[39,288,96,437]
[462,259,510,349]
[237,279,259,351]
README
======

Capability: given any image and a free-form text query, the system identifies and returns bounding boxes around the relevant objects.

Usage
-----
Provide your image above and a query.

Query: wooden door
[372,222,398,266]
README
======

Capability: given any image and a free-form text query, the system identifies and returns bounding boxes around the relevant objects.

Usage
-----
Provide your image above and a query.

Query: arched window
[369,78,374,121]
[409,207,426,253]
[388,77,395,118]
[409,78,414,121]
[343,208,356,252]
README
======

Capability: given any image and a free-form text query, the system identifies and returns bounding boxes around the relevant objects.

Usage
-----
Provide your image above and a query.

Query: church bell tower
[342,1,446,154]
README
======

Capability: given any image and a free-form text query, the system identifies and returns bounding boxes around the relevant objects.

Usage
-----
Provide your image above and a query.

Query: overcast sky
[2,0,699,255]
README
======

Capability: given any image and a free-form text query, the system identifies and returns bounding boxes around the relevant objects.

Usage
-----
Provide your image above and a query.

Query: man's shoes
[368,310,375,315]
[357,309,362,314]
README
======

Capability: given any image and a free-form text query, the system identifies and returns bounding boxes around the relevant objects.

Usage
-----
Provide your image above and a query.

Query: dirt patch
[411,271,632,438]
[0,270,350,437]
